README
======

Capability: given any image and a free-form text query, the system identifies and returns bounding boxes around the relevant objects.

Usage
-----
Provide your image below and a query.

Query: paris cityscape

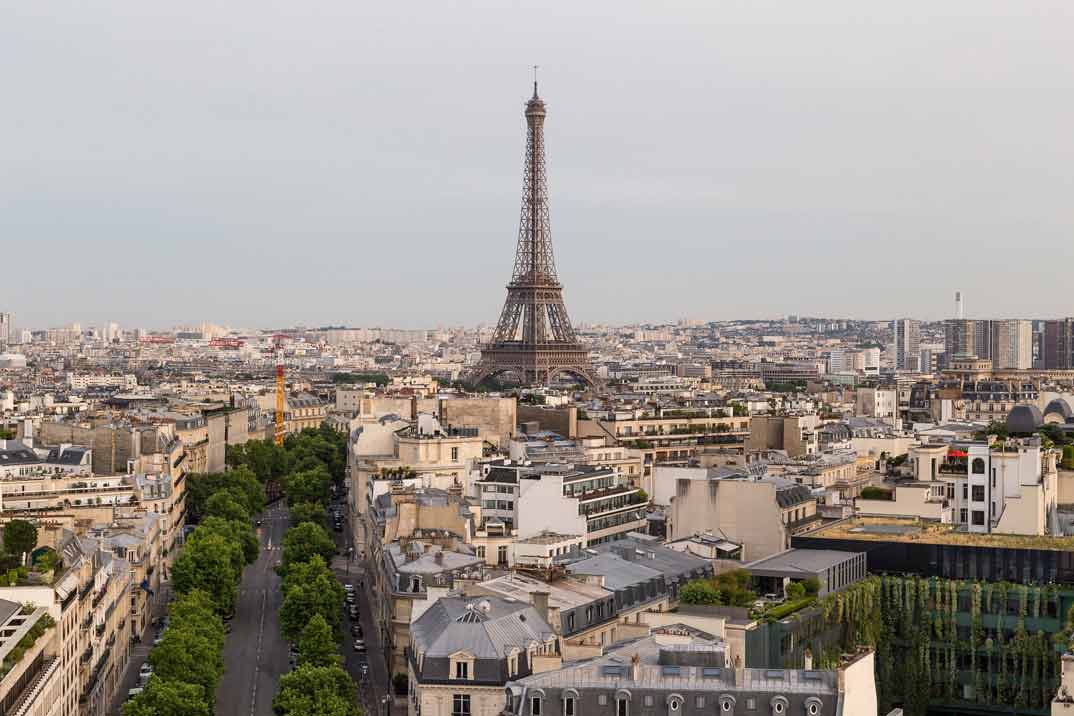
[3,4,1074,716]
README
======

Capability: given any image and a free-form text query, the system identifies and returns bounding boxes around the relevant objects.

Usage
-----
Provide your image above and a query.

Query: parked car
[127,688,144,701]
[345,594,356,605]
[351,624,363,637]
[343,583,355,593]
[353,639,366,652]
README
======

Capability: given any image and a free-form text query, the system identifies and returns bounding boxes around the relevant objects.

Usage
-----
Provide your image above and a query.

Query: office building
[990,319,1033,370]
[892,318,920,371]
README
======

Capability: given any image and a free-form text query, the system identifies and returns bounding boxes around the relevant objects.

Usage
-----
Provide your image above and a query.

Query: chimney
[803,646,813,670]
[411,395,418,421]
[734,654,743,687]
[530,590,550,625]
[631,652,641,682]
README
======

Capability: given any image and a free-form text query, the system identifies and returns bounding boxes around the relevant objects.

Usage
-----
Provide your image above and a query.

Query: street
[214,502,290,716]
[330,493,395,716]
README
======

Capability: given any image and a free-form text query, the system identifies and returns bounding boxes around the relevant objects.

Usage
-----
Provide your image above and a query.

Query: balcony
[938,463,967,475]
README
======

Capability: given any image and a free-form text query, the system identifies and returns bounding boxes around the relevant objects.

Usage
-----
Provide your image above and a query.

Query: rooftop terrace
[802,517,1074,551]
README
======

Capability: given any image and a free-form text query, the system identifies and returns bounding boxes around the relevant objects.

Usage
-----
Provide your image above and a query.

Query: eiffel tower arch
[470,84,598,388]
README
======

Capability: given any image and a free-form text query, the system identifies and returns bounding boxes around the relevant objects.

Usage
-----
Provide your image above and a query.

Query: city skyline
[3,2,1073,329]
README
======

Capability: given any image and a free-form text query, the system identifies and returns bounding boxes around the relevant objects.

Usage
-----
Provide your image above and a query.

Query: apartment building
[407,596,559,716]
[907,438,1059,535]
[473,461,646,548]
[373,539,486,676]
[503,633,878,716]
[658,467,820,561]
[0,531,133,716]
[0,600,61,716]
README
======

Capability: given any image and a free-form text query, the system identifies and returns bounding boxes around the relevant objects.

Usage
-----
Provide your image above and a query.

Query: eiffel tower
[470,83,597,387]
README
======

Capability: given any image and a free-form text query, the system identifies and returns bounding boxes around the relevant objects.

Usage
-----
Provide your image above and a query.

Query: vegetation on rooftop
[859,486,894,501]
[679,569,757,607]
[331,371,389,387]
[773,575,1074,715]
[0,611,55,681]
[813,517,1074,551]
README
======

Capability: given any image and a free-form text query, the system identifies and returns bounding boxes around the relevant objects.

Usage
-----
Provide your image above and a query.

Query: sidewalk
[108,583,172,715]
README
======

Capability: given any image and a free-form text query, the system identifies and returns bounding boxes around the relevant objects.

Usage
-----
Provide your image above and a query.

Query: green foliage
[802,577,821,597]
[281,559,345,641]
[679,580,722,605]
[679,570,756,607]
[273,664,360,716]
[186,467,264,522]
[3,520,38,558]
[730,402,748,417]
[123,677,211,716]
[172,533,241,614]
[289,501,327,528]
[785,581,807,601]
[298,614,341,668]
[204,491,250,523]
[284,467,333,507]
[860,486,893,501]
[635,489,649,503]
[0,429,15,440]
[193,517,259,566]
[226,440,287,482]
[764,597,815,621]
[282,522,336,570]
[393,673,408,695]
[167,590,226,653]
[1062,445,1074,470]
[149,626,225,708]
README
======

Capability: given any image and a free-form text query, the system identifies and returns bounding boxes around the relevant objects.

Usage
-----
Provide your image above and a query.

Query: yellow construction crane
[274,336,286,446]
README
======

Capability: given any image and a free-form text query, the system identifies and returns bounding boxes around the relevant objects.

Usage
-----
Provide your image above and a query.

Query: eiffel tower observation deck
[470,83,597,388]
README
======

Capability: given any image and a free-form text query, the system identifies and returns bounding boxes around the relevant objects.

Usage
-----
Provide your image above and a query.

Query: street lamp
[381,694,391,716]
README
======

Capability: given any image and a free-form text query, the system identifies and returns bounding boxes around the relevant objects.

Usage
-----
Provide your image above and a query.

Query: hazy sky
[3,2,1073,330]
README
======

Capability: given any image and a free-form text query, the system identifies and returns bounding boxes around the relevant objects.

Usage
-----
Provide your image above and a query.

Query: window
[643,696,654,707]
[597,695,608,706]
[567,614,575,631]
[585,607,593,624]
[451,447,459,461]
[453,695,471,716]
[745,699,756,711]
[532,697,542,716]
[992,468,997,487]
[564,698,575,716]
[455,662,469,679]
[972,458,986,474]
[695,697,705,709]
[972,510,985,526]
[668,698,680,712]
[476,546,485,559]
[959,508,967,523]
[617,698,628,716]
[498,546,508,565]
[962,484,968,499]
[972,485,985,502]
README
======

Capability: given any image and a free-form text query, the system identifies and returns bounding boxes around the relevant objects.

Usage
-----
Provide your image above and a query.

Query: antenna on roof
[532,64,539,96]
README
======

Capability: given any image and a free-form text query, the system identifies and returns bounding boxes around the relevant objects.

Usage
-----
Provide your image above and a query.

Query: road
[215,501,290,716]
[330,492,395,716]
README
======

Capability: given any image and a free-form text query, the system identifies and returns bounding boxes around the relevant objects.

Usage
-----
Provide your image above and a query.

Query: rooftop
[802,517,1074,551]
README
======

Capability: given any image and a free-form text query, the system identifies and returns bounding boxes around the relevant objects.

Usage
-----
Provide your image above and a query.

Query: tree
[3,520,37,560]
[290,501,327,528]
[186,467,265,522]
[785,581,806,601]
[193,517,259,566]
[282,522,336,569]
[679,580,721,606]
[284,467,333,506]
[204,491,250,523]
[172,533,240,614]
[123,677,210,716]
[167,589,225,652]
[298,614,341,667]
[281,562,345,640]
[149,628,224,708]
[802,577,821,597]
[273,664,359,716]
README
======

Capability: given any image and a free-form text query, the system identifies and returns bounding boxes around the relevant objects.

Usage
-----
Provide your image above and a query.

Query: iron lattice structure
[471,85,597,387]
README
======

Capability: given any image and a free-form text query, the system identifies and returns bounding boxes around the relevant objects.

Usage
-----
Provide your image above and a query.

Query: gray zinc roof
[411,596,553,659]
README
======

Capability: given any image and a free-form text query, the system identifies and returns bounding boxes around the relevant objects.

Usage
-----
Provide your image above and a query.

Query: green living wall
[754,575,1074,716]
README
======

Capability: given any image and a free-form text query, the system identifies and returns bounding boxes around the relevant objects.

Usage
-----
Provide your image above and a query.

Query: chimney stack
[734,654,744,687]
[531,590,550,625]
[803,646,813,670]
[631,652,641,682]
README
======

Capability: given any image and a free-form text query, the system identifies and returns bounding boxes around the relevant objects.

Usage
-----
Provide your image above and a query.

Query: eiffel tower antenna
[470,83,598,388]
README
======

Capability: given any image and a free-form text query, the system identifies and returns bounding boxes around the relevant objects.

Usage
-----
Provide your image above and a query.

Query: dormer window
[456,662,468,679]
[803,698,822,715]
[769,696,788,715]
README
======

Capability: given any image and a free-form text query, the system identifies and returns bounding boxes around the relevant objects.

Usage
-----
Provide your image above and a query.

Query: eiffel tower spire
[470,84,597,387]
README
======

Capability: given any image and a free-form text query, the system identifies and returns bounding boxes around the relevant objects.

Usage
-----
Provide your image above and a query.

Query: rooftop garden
[0,606,56,682]
[0,522,63,586]
[810,517,1074,551]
